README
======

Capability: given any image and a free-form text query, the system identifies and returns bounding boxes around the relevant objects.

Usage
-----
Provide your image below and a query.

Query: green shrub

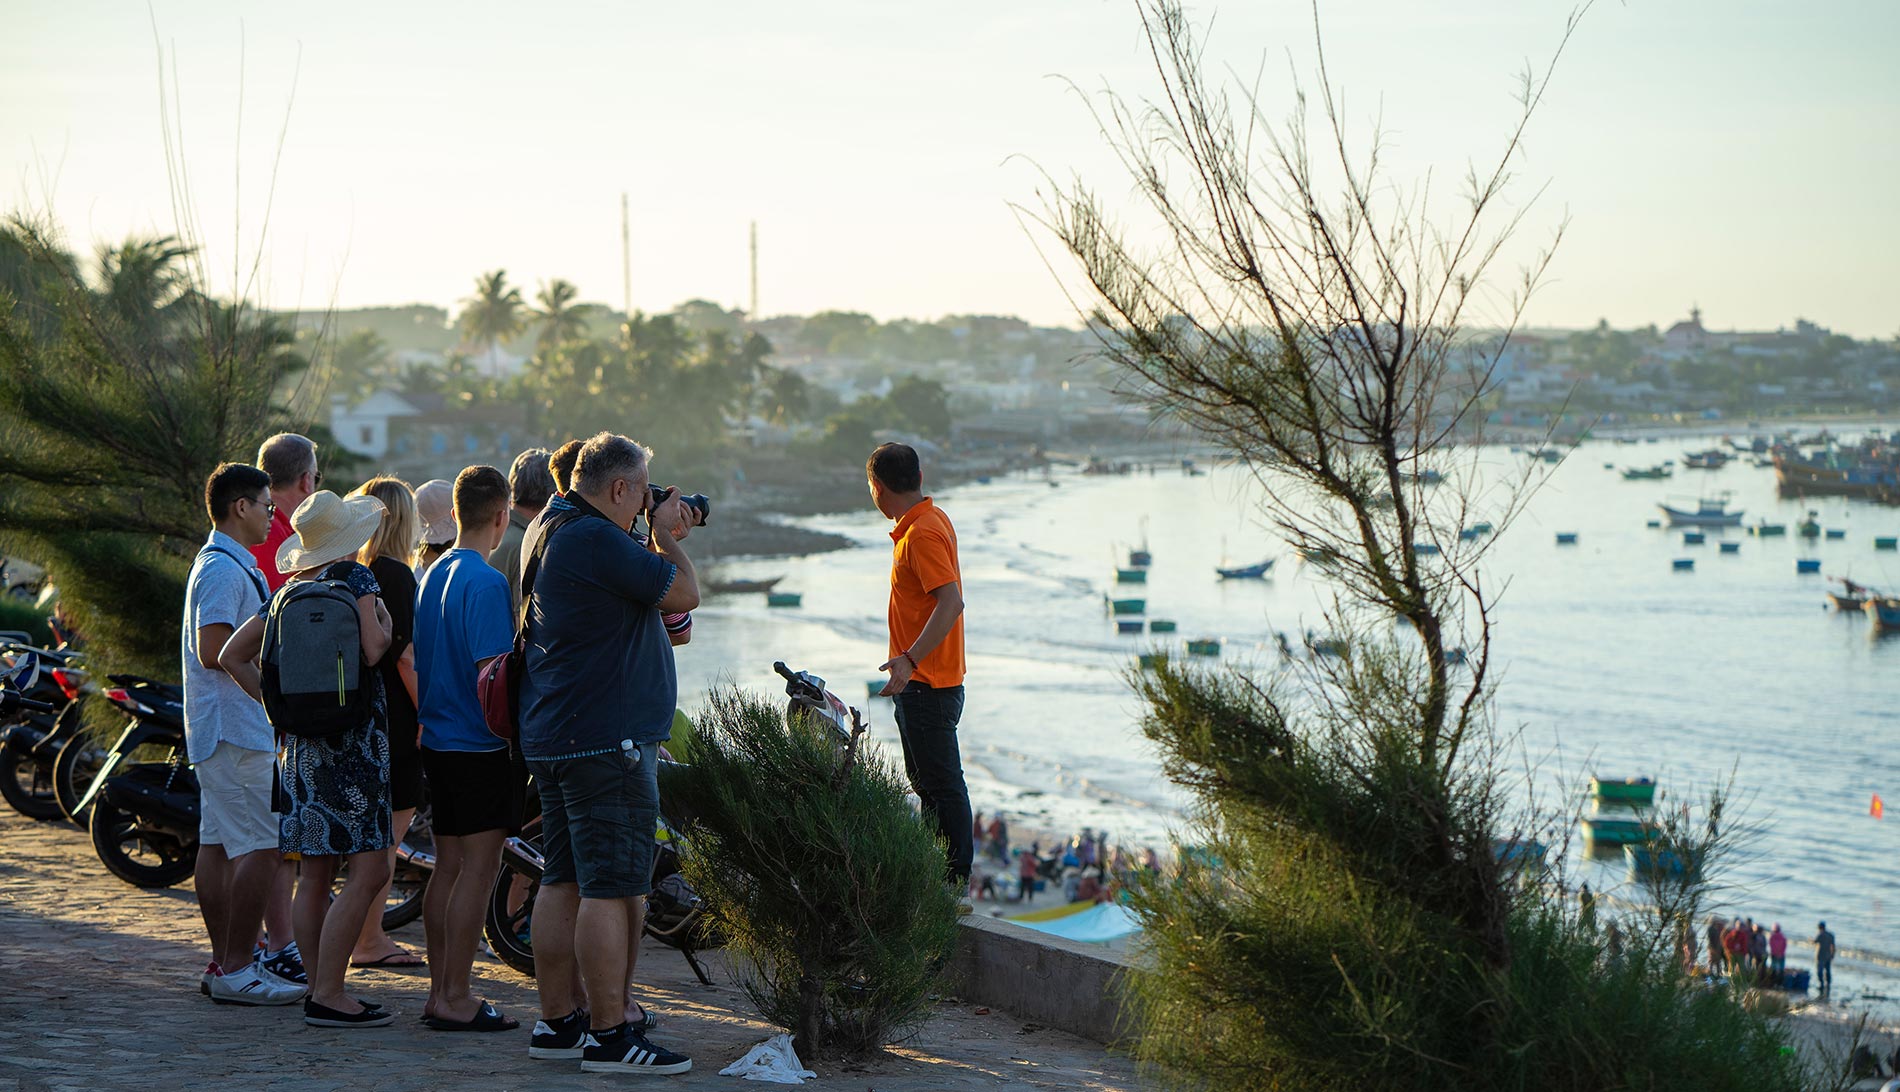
[0,596,53,646]
[662,686,959,1060]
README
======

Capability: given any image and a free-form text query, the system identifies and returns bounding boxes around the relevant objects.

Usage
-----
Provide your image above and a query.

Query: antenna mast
[621,192,632,320]
[749,221,759,322]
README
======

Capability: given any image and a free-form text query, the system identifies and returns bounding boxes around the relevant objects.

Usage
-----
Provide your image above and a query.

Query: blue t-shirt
[414,547,515,753]
[519,494,678,759]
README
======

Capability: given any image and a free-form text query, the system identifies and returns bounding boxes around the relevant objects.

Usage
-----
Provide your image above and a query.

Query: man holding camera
[517,432,699,1076]
[868,441,972,886]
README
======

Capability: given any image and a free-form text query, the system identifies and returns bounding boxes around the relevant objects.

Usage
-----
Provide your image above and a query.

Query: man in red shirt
[250,434,322,591]
[868,442,971,884]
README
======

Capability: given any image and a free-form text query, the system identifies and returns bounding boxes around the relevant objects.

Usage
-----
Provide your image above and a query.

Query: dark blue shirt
[519,493,679,759]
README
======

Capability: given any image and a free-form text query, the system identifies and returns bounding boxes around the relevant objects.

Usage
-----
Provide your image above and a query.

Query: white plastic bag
[719,1033,818,1084]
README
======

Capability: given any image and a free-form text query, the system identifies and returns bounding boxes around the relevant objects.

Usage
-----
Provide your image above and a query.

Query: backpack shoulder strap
[518,508,585,635]
[200,543,270,606]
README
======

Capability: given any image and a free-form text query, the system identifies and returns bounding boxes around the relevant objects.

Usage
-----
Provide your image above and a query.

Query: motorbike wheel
[0,741,66,821]
[483,816,540,978]
[53,733,107,826]
[89,796,198,888]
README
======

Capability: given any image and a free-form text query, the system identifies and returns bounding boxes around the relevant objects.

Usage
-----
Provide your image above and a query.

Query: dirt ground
[0,811,1144,1091]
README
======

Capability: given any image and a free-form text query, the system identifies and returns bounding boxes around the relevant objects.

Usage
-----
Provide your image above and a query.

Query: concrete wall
[947,914,1140,1045]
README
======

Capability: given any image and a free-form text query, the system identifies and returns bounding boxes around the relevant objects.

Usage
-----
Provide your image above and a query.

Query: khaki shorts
[196,742,279,857]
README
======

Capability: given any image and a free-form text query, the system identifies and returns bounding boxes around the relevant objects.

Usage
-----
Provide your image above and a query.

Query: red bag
[477,509,579,742]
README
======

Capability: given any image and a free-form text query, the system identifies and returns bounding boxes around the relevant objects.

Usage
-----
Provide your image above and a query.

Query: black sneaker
[580,1023,692,1075]
[528,1009,590,1060]
[260,943,308,987]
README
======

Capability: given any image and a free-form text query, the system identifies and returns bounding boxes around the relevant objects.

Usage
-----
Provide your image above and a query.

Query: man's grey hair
[509,447,554,510]
[256,433,318,489]
[573,432,652,496]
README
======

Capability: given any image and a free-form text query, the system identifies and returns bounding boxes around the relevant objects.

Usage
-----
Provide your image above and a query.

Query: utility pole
[621,192,632,322]
[749,220,759,323]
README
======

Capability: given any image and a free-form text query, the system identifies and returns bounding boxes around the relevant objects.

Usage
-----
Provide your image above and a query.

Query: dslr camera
[649,484,711,526]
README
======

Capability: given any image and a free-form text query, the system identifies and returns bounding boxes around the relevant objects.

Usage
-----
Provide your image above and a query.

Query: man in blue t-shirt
[517,432,699,1075]
[413,464,521,1033]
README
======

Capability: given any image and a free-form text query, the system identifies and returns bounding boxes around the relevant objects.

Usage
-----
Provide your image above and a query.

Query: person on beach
[415,479,455,573]
[1749,922,1769,982]
[182,463,305,1006]
[344,477,427,971]
[219,490,397,1028]
[1814,922,1836,993]
[414,465,522,1032]
[1706,916,1726,974]
[868,441,972,886]
[1578,883,1597,932]
[1769,923,1788,980]
[1018,847,1040,904]
[1723,920,1749,977]
[489,448,553,609]
[519,433,698,1074]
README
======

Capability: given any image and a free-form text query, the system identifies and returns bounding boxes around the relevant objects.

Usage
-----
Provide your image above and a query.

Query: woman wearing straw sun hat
[219,489,400,1028]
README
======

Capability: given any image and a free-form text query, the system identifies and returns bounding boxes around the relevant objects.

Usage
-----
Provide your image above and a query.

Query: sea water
[674,433,1900,1013]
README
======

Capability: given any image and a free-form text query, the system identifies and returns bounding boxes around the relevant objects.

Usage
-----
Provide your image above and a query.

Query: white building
[329,390,421,459]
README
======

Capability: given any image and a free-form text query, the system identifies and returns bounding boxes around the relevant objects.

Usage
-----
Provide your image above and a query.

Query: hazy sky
[4,1,1895,336]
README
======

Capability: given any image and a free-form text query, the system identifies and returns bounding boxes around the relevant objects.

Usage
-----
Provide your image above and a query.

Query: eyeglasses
[312,469,324,488]
[245,496,276,516]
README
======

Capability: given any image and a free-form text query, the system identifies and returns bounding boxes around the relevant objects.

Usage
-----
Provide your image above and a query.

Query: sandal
[351,949,425,969]
[423,1000,519,1033]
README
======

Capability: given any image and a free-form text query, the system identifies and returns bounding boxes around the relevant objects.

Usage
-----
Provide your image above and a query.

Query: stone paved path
[0,812,1143,1091]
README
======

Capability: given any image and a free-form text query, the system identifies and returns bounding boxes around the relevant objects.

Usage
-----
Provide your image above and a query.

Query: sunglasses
[245,496,277,516]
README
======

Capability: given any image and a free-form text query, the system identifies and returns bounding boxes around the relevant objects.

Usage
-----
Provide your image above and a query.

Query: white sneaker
[209,963,307,1006]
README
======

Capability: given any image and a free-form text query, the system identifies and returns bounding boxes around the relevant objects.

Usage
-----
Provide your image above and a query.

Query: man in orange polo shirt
[869,442,972,884]
[250,433,322,592]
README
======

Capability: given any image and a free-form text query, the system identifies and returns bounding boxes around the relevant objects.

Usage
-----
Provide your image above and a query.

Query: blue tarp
[1006,902,1142,943]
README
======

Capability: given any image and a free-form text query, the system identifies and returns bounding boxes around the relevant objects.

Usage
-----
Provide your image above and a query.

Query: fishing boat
[1412,542,1441,556]
[1795,559,1821,574]
[1492,838,1551,868]
[1682,531,1705,546]
[1827,578,1874,611]
[1750,521,1787,537]
[1458,527,1482,542]
[1877,536,1898,551]
[1555,532,1578,545]
[766,591,802,608]
[1468,521,1494,535]
[1298,546,1338,564]
[1719,542,1741,554]
[1797,511,1821,538]
[1115,567,1148,584]
[1217,559,1275,579]
[1590,776,1657,807]
[1645,519,1663,529]
[1128,517,1152,568]
[1402,468,1444,485]
[708,575,784,595]
[1137,653,1162,671]
[1443,647,1467,666]
[1825,528,1846,540]
[1581,815,1656,845]
[1116,619,1144,635]
[1307,634,1345,657]
[1108,597,1146,616]
[1185,638,1222,656]
[1658,495,1744,527]
[1672,558,1695,571]
[1621,465,1672,481]
[1866,596,1900,631]
[1148,619,1177,633]
[866,681,888,698]
[1625,844,1699,879]
[1682,449,1732,469]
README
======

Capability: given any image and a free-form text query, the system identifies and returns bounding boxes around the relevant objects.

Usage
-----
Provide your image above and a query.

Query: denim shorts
[527,745,658,900]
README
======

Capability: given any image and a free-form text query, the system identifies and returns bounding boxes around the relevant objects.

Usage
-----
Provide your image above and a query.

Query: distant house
[330,391,421,460]
[1662,309,1709,357]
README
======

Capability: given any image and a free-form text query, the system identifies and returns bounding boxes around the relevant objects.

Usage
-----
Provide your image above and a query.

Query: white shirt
[181,530,274,763]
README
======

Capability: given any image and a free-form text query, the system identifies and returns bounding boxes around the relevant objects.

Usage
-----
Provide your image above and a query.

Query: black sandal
[304,998,397,1028]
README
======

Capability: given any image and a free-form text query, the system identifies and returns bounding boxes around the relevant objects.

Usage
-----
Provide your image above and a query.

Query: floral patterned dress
[263,560,393,857]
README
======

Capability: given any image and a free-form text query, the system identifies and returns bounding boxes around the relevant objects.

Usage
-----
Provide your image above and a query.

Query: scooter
[0,643,89,821]
[482,661,860,984]
[76,676,198,889]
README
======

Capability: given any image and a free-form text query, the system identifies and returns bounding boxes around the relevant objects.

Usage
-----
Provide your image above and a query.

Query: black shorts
[389,725,424,813]
[420,746,522,837]
[526,745,659,900]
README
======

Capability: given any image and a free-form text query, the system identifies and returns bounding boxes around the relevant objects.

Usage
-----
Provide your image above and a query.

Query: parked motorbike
[0,644,89,821]
[77,676,198,888]
[482,661,857,984]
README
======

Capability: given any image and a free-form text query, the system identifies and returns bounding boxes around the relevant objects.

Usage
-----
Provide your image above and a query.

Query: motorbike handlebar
[771,661,795,681]
[0,691,56,715]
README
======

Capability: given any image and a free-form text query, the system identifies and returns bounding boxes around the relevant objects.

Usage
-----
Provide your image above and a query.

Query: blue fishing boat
[1659,495,1744,527]
[1116,619,1144,634]
[1138,653,1162,670]
[1127,549,1152,568]
[1672,558,1695,571]
[1795,559,1821,574]
[1108,597,1146,616]
[1468,522,1494,535]
[1797,511,1821,539]
[1412,542,1441,556]
[1458,528,1482,542]
[1682,531,1706,545]
[1555,532,1579,545]
[1148,619,1177,633]
[1581,815,1656,845]
[1216,559,1274,579]
[1186,638,1222,656]
[1865,596,1900,631]
[1645,519,1663,529]
[1750,521,1787,537]
[1825,529,1846,540]
[766,591,802,607]
[1590,776,1656,806]
[1719,542,1741,554]
[1625,844,1700,879]
[1116,568,1148,584]
[1877,537,1898,551]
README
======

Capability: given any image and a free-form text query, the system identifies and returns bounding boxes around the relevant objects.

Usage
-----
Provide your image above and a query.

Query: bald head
[257,433,320,507]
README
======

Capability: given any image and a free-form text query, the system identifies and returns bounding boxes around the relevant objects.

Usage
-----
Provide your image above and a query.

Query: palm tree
[531,278,589,354]
[457,269,524,377]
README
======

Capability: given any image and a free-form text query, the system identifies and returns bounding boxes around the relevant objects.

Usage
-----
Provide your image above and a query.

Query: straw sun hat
[276,490,387,573]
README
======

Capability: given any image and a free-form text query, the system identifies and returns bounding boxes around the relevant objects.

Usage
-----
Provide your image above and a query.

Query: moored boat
[1827,578,1874,611]
[709,575,784,595]
[1750,521,1786,536]
[1116,567,1148,584]
[1719,542,1741,554]
[1621,465,1672,480]
[1555,532,1578,545]
[1625,844,1700,879]
[1797,511,1821,538]
[1825,528,1846,540]
[1683,449,1732,469]
[1216,559,1274,579]
[1672,558,1695,571]
[1116,619,1144,634]
[1185,637,1222,656]
[1866,596,1900,631]
[1590,776,1656,807]
[1795,558,1821,574]
[1877,536,1898,551]
[1658,495,1744,527]
[1682,531,1705,545]
[1148,619,1177,633]
[1581,814,1656,845]
[766,591,802,608]
[1108,597,1146,616]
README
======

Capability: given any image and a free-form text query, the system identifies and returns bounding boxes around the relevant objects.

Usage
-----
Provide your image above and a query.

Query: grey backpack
[260,578,372,739]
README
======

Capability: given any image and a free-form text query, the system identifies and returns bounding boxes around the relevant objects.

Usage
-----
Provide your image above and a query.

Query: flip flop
[423,1000,519,1033]
[351,951,425,969]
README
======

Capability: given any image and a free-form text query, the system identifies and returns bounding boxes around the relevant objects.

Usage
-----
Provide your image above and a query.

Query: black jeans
[891,682,973,884]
